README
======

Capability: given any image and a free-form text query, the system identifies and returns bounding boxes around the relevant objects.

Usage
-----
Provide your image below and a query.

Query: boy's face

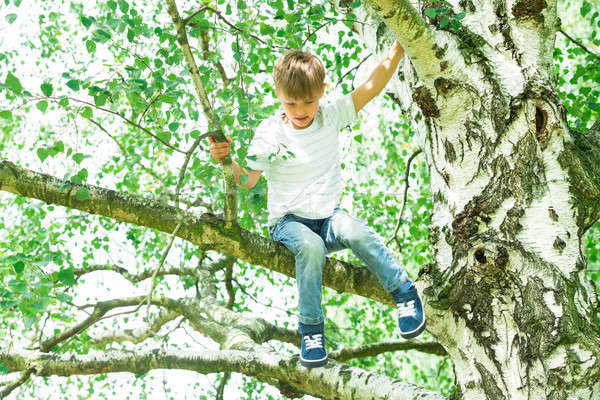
[276,84,326,130]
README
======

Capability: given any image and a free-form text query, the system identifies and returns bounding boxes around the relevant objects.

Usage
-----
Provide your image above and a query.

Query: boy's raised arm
[351,40,405,113]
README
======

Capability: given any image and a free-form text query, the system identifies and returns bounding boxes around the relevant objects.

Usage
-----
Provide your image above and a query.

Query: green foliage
[0,0,597,398]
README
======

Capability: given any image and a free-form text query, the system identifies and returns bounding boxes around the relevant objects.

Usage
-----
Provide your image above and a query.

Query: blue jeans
[268,207,408,327]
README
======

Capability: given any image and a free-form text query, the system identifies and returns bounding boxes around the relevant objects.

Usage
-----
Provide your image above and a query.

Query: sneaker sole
[300,356,328,368]
[400,319,426,339]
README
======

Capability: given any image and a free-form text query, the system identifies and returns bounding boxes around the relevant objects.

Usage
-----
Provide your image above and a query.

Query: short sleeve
[322,93,358,131]
[246,119,280,171]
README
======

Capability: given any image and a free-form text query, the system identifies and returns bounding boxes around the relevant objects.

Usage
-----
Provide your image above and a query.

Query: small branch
[0,369,34,399]
[143,220,184,323]
[559,29,600,63]
[91,311,181,347]
[225,261,235,309]
[215,372,231,400]
[184,5,290,50]
[386,149,423,246]
[49,96,185,153]
[329,340,446,362]
[336,54,372,89]
[86,117,170,191]
[166,0,238,225]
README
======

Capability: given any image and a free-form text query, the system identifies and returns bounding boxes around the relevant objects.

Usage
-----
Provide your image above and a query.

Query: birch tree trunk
[347,0,600,397]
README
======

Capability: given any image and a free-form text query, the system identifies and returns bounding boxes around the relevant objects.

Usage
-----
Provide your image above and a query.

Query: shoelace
[304,334,324,350]
[397,300,416,318]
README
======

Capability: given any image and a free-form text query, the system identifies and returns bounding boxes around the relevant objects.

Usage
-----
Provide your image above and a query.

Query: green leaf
[454,12,466,20]
[77,168,88,181]
[76,187,90,201]
[107,0,117,10]
[58,97,69,107]
[581,1,591,17]
[81,106,93,119]
[94,93,107,107]
[37,148,49,162]
[6,13,17,24]
[72,153,90,164]
[66,79,80,91]
[241,174,248,185]
[13,261,25,274]
[80,15,93,28]
[353,134,363,144]
[157,131,171,143]
[57,267,75,286]
[92,28,112,43]
[56,292,73,303]
[168,122,179,132]
[440,15,450,28]
[41,82,53,97]
[5,72,23,94]
[424,8,438,18]
[86,40,96,53]
[118,0,129,13]
[0,360,8,375]
[36,100,48,113]
[0,110,12,120]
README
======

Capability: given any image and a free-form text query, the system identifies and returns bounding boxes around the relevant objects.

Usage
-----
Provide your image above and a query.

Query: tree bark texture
[346,0,600,398]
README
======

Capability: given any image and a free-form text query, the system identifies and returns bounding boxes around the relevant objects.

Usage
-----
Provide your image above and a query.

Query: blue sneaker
[299,323,328,368]
[392,282,426,339]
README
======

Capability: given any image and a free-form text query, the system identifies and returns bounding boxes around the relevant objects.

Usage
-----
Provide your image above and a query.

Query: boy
[208,40,425,368]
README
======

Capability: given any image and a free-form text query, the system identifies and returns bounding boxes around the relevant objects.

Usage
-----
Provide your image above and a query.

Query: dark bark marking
[474,248,487,264]
[494,246,509,268]
[535,106,549,149]
[475,361,505,399]
[514,277,560,362]
[434,78,456,97]
[412,86,440,118]
[553,236,566,253]
[548,207,559,222]
[443,139,457,163]
[512,0,547,20]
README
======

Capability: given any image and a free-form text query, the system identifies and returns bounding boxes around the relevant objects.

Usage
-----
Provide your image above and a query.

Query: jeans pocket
[269,214,292,241]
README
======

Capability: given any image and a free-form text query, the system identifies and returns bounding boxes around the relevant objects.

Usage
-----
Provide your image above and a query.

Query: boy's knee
[334,214,371,245]
[298,235,326,260]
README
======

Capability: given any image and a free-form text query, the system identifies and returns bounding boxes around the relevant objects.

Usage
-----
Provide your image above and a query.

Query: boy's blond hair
[273,50,325,99]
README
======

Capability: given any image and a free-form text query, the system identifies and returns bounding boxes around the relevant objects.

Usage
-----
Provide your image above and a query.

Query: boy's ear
[319,83,326,98]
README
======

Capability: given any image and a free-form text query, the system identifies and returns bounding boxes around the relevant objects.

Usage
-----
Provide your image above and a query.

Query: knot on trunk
[512,0,547,19]
[412,86,440,118]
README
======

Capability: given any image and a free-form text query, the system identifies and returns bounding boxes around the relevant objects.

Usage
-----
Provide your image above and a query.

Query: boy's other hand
[208,136,231,164]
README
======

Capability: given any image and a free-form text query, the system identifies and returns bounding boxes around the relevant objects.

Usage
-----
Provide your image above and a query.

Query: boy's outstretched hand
[208,136,231,164]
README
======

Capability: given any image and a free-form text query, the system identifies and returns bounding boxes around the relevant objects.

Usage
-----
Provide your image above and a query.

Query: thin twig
[386,149,423,247]
[336,54,372,88]
[47,96,185,153]
[559,29,600,63]
[184,5,290,50]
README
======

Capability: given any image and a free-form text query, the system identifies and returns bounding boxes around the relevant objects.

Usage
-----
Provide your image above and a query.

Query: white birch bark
[344,0,600,397]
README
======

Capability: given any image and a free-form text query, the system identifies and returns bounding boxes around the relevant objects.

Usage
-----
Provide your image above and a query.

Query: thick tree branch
[329,340,446,362]
[0,161,399,308]
[1,349,445,400]
[361,0,441,81]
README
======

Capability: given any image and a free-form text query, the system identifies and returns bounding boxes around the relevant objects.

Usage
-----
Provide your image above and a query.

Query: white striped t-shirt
[246,94,357,227]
